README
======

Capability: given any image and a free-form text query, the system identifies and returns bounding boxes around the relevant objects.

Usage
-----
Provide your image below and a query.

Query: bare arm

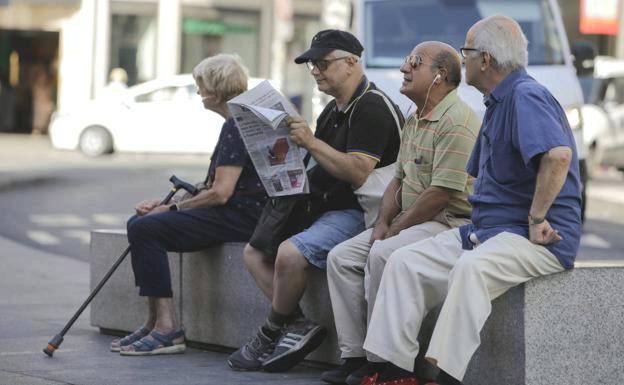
[146,165,243,215]
[385,185,452,238]
[178,165,243,209]
[370,177,402,243]
[529,146,572,245]
[288,116,376,188]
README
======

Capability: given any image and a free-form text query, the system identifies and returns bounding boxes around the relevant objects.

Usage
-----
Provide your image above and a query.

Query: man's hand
[135,198,161,216]
[386,217,406,239]
[287,116,316,149]
[370,222,390,244]
[529,220,562,245]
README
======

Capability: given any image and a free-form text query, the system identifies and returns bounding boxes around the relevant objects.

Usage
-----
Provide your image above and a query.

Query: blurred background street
[2,134,624,265]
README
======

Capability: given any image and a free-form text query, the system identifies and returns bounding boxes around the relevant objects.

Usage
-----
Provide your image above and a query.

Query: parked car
[580,56,624,174]
[49,75,273,156]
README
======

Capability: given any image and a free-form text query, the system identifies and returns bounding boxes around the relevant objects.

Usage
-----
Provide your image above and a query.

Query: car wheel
[79,126,113,156]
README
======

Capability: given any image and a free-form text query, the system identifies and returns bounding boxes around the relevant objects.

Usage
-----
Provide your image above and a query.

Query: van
[354,0,589,219]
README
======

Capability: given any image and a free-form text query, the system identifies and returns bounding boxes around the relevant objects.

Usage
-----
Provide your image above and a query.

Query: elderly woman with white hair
[110,54,267,356]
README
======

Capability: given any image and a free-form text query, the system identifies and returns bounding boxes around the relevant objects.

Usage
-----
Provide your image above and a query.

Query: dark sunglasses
[306,56,350,71]
[404,54,426,69]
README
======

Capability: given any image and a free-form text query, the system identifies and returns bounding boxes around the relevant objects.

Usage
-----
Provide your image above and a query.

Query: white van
[354,0,588,218]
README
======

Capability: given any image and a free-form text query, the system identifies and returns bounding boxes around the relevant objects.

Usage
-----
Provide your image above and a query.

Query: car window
[135,86,193,103]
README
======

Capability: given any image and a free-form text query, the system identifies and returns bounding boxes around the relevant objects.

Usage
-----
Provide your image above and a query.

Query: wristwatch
[169,203,179,211]
[528,214,545,225]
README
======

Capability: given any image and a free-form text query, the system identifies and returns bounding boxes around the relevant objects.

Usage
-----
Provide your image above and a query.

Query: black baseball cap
[294,29,364,64]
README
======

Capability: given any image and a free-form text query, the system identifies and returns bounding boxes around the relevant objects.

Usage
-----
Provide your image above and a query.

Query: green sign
[183,19,254,36]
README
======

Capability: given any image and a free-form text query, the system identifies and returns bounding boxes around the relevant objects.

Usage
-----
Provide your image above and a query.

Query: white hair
[472,15,528,72]
[192,53,248,103]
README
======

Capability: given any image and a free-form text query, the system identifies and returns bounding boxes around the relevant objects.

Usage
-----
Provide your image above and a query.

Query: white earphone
[434,73,441,83]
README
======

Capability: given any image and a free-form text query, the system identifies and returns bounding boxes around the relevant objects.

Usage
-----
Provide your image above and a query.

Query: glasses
[459,47,480,58]
[404,54,425,69]
[306,56,350,71]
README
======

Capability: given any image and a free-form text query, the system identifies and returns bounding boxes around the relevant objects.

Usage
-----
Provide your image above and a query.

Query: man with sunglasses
[324,41,480,385]
[228,29,402,372]
[361,16,581,385]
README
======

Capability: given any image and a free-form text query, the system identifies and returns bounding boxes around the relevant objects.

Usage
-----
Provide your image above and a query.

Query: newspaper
[227,80,308,196]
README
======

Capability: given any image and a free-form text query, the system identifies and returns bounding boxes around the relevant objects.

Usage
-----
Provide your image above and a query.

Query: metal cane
[43,175,198,357]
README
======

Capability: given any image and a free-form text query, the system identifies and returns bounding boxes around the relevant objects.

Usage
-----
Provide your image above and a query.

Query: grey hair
[331,49,359,61]
[472,15,528,72]
[192,53,248,103]
[431,50,462,87]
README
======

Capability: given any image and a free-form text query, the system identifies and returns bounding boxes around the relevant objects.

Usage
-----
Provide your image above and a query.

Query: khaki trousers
[363,228,565,380]
[327,221,449,359]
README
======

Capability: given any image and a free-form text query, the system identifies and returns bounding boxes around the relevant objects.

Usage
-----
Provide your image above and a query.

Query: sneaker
[321,357,367,384]
[261,318,327,372]
[346,362,388,385]
[227,328,276,371]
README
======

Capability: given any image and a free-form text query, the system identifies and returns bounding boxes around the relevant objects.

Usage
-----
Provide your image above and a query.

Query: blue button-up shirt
[459,68,582,269]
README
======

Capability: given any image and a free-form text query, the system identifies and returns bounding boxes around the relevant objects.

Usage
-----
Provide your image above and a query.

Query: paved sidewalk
[0,235,327,385]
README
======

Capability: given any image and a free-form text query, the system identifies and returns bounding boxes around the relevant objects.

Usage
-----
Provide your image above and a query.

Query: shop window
[180,10,260,76]
[110,14,157,86]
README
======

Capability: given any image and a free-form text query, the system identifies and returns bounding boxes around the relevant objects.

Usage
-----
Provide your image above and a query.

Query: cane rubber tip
[43,345,55,357]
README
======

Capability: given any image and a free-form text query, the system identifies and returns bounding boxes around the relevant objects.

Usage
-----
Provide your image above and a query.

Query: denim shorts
[289,209,365,269]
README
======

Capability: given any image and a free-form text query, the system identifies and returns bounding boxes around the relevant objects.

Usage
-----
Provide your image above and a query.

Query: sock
[377,363,415,382]
[292,304,305,320]
[261,319,282,340]
[437,369,462,385]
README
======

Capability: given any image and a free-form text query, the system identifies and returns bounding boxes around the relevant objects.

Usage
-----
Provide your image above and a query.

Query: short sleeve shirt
[309,77,402,211]
[459,68,582,268]
[208,118,267,216]
[395,89,480,227]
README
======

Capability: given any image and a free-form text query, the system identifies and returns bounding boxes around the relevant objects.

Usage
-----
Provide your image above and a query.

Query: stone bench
[90,229,624,384]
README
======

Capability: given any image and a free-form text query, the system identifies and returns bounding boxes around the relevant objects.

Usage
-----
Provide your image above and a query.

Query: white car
[580,56,624,173]
[49,75,272,156]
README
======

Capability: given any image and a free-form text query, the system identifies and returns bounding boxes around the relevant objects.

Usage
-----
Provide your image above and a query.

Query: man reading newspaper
[227,29,403,372]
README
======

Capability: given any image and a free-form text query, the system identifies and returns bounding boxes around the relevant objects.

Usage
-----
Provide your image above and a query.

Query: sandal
[119,329,186,356]
[110,326,151,352]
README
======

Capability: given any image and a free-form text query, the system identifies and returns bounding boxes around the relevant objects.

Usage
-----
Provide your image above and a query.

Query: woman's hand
[135,198,161,216]
[145,204,170,216]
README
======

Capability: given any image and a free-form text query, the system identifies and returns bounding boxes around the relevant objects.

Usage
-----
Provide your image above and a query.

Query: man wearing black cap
[227,29,403,372]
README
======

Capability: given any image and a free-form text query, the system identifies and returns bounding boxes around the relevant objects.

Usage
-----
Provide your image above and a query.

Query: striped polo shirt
[395,89,480,227]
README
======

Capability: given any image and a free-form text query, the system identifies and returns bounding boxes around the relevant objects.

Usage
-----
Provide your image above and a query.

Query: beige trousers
[363,228,565,380]
[326,221,449,359]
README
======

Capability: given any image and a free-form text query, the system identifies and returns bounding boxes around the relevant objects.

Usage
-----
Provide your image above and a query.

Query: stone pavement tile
[0,236,327,385]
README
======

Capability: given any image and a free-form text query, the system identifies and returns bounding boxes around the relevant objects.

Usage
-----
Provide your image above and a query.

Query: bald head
[468,15,528,72]
[417,41,462,87]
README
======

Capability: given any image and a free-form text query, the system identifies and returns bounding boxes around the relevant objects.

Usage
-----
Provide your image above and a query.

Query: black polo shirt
[308,76,403,211]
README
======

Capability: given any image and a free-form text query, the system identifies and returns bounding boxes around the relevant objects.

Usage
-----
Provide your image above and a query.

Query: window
[180,10,260,76]
[363,0,564,68]
[110,14,157,86]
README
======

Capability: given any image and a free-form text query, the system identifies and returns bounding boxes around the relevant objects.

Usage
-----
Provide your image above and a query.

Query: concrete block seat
[90,230,624,384]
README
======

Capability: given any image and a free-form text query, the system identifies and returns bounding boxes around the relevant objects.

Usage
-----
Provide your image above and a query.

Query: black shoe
[227,328,276,371]
[261,317,327,372]
[321,357,367,384]
[346,361,388,385]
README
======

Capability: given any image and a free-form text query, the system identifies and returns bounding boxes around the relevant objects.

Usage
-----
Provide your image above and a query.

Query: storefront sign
[183,20,254,36]
[580,0,621,35]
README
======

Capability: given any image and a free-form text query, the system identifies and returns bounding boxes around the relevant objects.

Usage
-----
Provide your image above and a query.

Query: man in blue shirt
[359,15,582,385]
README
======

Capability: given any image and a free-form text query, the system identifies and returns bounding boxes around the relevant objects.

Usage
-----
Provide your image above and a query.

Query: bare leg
[272,240,309,315]
[244,243,276,300]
